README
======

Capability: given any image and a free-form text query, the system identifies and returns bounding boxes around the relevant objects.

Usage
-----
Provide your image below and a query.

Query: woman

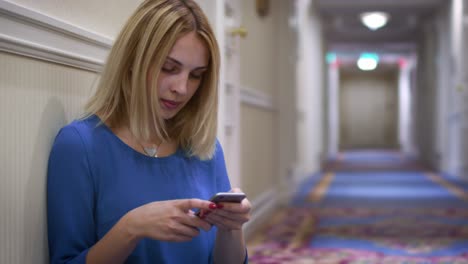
[47,0,251,263]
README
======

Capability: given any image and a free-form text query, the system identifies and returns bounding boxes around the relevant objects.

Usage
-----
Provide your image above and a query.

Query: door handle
[230,27,248,38]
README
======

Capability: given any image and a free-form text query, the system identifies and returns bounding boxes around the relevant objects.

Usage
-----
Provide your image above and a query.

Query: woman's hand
[203,188,251,231]
[122,199,216,242]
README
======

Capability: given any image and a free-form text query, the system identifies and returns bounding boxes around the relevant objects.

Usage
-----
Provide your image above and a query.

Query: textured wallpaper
[0,52,97,264]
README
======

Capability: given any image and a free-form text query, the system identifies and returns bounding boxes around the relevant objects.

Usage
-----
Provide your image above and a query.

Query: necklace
[139,142,162,157]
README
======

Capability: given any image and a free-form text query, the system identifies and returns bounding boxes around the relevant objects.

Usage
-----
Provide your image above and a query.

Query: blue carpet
[249,151,468,263]
[323,171,468,208]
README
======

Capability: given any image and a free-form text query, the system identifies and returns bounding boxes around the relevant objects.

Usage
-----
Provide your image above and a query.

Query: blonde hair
[85,0,220,160]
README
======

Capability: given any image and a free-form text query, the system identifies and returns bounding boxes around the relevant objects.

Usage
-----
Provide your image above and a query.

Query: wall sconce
[256,0,269,17]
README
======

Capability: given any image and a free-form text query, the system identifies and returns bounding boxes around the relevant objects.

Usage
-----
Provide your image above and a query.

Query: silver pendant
[143,147,158,157]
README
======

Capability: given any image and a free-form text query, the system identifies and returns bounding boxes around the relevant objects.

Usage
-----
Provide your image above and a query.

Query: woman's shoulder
[213,139,225,158]
[53,115,103,147]
[69,114,101,132]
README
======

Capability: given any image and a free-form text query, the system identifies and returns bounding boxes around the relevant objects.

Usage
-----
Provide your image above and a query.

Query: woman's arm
[210,142,251,263]
[205,189,251,264]
[47,126,97,264]
[48,126,138,264]
[85,215,138,264]
[213,229,246,264]
[86,199,214,263]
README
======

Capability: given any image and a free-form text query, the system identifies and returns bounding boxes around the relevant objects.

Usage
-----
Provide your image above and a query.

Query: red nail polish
[209,203,217,209]
[217,204,224,209]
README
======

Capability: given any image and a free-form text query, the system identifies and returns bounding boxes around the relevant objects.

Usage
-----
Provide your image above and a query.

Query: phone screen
[208,192,246,203]
[195,192,246,217]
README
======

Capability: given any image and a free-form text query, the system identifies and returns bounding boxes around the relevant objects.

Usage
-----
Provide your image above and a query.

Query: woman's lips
[161,99,181,110]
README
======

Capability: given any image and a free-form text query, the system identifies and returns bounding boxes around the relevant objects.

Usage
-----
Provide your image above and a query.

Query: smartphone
[195,192,246,217]
[207,192,246,203]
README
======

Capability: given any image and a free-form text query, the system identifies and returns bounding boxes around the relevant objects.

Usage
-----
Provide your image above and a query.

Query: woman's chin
[160,109,180,120]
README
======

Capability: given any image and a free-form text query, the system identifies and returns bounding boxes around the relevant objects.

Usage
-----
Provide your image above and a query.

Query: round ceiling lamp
[360,12,390,31]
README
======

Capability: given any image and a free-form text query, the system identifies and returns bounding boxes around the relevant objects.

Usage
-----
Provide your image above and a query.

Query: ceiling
[315,0,447,56]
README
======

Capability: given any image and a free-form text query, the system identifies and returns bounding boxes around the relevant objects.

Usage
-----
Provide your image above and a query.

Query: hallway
[1,0,468,263]
[247,151,468,263]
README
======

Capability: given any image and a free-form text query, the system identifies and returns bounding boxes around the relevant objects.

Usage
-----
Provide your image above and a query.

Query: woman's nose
[170,74,189,95]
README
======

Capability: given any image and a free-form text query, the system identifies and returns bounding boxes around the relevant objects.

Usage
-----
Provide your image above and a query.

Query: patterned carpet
[248,207,468,263]
[247,151,468,264]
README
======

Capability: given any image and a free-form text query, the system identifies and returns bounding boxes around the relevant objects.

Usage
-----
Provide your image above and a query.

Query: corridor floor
[247,150,468,263]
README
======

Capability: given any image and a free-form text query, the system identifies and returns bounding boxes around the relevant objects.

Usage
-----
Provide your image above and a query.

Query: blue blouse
[47,115,232,264]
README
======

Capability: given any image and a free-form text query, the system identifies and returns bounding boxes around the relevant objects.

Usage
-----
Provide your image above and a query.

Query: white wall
[195,1,227,146]
[0,1,141,263]
[0,52,97,264]
[274,0,300,204]
[6,0,141,38]
[414,14,439,165]
[435,1,458,173]
[416,0,466,176]
[296,0,325,176]
[327,63,339,157]
[398,58,416,155]
[239,0,280,200]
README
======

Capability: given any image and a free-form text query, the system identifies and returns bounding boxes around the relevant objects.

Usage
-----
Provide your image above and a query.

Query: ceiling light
[357,53,379,71]
[360,12,390,31]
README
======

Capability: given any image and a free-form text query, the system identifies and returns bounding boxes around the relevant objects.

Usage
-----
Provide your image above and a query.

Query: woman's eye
[190,73,204,80]
[162,66,177,73]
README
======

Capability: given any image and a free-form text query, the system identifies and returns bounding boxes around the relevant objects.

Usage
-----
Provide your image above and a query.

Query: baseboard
[243,188,279,239]
[441,170,468,183]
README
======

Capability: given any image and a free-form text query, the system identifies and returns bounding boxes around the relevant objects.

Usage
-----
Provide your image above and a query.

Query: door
[195,0,243,187]
[222,0,243,187]
[339,70,399,149]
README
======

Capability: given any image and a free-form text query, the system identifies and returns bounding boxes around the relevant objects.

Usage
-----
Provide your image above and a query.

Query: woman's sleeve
[47,126,96,264]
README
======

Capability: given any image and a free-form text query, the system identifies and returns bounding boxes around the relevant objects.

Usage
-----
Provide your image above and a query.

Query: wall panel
[0,52,97,263]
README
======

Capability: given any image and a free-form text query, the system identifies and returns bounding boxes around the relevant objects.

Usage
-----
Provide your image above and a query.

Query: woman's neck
[116,124,176,157]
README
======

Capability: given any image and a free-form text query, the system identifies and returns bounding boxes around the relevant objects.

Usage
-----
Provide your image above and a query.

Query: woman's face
[154,31,209,120]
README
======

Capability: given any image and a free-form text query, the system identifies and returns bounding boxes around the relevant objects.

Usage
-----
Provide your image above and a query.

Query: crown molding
[0,0,112,72]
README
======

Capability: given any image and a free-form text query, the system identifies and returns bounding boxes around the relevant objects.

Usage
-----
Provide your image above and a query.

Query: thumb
[230,187,243,193]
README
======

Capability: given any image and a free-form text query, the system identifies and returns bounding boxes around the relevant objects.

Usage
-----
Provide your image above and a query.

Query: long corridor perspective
[247,151,468,263]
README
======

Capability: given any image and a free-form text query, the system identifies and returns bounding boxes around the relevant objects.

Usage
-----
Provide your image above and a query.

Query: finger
[170,222,201,238]
[186,214,212,232]
[203,217,216,226]
[204,214,228,229]
[216,200,251,214]
[167,233,196,242]
[190,209,203,217]
[209,210,249,223]
[178,211,213,231]
[177,198,215,212]
[205,213,241,230]
[195,210,213,219]
[230,187,243,193]
[191,208,214,220]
